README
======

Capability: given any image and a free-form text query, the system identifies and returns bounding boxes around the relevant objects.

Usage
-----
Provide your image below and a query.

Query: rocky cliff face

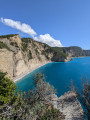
[0,34,67,80]
[60,46,90,57]
[0,34,89,80]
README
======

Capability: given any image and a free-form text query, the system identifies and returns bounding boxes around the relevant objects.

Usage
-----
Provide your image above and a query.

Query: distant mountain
[53,46,90,57]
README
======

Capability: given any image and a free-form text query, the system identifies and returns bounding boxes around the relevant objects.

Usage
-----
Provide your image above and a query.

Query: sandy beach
[13,61,50,83]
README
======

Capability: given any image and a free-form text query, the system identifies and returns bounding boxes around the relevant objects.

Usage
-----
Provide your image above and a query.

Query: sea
[16,57,90,97]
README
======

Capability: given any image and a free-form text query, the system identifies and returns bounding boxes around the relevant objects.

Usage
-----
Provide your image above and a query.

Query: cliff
[0,34,67,80]
[58,46,90,57]
[0,34,90,80]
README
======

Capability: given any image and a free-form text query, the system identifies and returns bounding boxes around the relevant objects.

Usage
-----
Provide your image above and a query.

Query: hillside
[0,34,90,80]
[0,34,67,80]
[53,46,90,57]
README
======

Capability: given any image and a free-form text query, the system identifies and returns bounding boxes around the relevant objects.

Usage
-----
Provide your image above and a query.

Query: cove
[16,57,90,96]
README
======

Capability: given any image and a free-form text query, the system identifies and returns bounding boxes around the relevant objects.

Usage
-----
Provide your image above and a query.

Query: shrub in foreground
[0,73,65,120]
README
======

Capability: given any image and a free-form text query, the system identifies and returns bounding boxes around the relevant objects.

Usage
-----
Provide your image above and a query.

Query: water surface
[16,57,90,96]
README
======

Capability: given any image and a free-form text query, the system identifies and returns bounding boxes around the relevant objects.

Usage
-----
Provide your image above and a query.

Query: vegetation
[28,50,33,60]
[21,38,33,43]
[41,106,65,120]
[21,42,28,52]
[35,48,39,55]
[0,34,18,39]
[60,46,85,57]
[0,41,10,51]
[10,41,19,47]
[0,72,65,119]
[21,38,36,47]
[71,79,90,120]
[42,51,50,60]
[21,37,67,59]
[77,80,90,119]
[51,47,67,59]
[0,72,16,106]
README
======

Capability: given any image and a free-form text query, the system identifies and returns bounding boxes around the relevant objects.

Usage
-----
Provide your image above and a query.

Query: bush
[21,38,33,43]
[33,73,57,102]
[0,73,65,119]
[0,41,10,51]
[41,106,65,120]
[0,34,18,39]
[0,72,16,106]
[10,41,18,47]
[21,42,28,52]
[51,47,67,59]
[28,50,33,60]
[75,79,90,119]
[79,82,90,119]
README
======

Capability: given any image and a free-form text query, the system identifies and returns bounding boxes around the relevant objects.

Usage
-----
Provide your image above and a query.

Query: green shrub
[0,41,10,51]
[0,72,16,106]
[0,73,65,119]
[28,50,33,60]
[21,42,28,52]
[21,38,33,43]
[51,47,67,59]
[35,48,39,55]
[41,106,65,120]
[10,42,18,47]
[42,51,50,60]
[0,34,18,39]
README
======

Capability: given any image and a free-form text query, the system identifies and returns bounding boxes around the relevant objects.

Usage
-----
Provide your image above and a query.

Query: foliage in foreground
[0,72,16,106]
[78,81,90,120]
[0,72,65,120]
[72,79,90,120]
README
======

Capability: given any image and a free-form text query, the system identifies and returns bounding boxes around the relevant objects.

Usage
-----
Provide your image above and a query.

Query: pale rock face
[50,91,84,120]
[0,49,14,78]
[9,35,21,48]
[0,35,66,80]
[15,60,28,76]
[0,35,21,53]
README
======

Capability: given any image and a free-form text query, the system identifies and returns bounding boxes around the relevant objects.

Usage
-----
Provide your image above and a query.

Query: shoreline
[13,57,72,83]
[13,56,88,83]
[13,61,51,83]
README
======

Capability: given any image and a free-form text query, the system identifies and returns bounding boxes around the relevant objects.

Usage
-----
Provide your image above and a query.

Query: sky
[0,0,90,49]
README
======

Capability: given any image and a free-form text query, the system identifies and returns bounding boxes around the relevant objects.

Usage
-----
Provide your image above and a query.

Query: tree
[0,72,65,120]
[0,72,16,106]
[33,73,57,102]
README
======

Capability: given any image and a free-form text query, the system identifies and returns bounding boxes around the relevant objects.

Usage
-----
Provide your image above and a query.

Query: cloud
[34,34,63,47]
[1,18,37,37]
[1,18,63,47]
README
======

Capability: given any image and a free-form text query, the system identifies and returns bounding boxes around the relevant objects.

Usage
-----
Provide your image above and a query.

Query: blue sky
[0,0,90,49]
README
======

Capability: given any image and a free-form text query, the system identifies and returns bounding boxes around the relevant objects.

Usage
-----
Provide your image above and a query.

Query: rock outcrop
[50,91,84,120]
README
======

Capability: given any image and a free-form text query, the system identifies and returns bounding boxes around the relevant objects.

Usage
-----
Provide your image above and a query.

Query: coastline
[13,57,72,83]
[14,56,87,83]
[13,61,51,83]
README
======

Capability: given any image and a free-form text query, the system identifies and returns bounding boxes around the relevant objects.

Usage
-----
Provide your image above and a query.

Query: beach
[13,61,50,82]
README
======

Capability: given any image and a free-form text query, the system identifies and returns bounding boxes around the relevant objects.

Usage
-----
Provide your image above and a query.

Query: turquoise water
[16,57,90,96]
